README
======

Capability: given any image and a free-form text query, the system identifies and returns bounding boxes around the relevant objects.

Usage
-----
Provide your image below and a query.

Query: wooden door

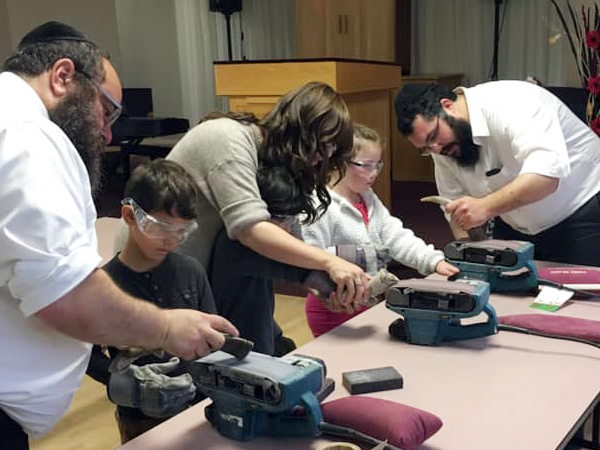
[359,0,396,62]
[294,0,327,58]
[326,0,361,59]
[295,0,395,61]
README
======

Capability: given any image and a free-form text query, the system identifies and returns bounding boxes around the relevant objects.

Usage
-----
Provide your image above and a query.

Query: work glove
[302,244,392,311]
[366,244,392,272]
[302,244,392,297]
[336,244,391,275]
[108,357,196,418]
[303,268,398,310]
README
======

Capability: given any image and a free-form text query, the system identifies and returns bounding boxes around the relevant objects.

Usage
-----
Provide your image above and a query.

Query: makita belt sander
[444,239,538,293]
[386,278,498,345]
[188,351,406,450]
[188,351,328,441]
[385,240,539,345]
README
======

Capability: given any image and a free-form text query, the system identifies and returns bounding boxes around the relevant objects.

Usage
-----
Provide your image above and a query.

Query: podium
[213,58,402,208]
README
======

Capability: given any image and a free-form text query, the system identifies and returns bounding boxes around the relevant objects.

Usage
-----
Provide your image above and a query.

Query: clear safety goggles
[349,160,384,174]
[121,198,198,243]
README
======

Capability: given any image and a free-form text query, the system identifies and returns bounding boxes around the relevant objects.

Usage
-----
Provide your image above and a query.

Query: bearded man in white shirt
[394,81,600,266]
[0,22,237,449]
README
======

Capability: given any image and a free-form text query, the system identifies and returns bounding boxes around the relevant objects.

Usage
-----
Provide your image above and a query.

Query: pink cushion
[499,314,600,342]
[537,266,600,293]
[320,396,442,450]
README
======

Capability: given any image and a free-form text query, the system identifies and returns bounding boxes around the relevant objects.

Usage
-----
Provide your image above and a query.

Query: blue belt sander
[444,239,538,293]
[188,351,328,441]
[386,278,498,345]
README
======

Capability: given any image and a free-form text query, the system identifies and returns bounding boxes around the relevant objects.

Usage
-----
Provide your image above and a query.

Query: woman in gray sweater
[167,82,370,354]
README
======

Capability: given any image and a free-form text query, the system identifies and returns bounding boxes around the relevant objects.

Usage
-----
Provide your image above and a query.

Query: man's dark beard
[444,113,481,169]
[48,87,105,195]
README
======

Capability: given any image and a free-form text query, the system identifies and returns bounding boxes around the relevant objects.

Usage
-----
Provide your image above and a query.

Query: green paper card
[530,286,573,312]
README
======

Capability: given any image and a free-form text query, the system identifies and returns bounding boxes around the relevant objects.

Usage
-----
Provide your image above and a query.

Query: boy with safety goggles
[86,159,218,444]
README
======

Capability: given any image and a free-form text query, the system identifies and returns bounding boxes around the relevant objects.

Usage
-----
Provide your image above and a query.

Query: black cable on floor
[537,278,600,300]
[498,324,600,350]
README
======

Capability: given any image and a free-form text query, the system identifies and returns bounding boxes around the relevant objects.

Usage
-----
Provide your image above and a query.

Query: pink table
[116,288,600,450]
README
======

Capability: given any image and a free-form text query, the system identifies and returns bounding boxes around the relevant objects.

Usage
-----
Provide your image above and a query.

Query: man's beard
[443,113,481,169]
[48,87,105,196]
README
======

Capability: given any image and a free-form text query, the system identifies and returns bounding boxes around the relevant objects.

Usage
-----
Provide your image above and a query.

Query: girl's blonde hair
[352,123,384,158]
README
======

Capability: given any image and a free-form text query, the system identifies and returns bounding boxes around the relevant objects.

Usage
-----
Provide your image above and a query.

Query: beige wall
[115,0,183,117]
[0,0,183,117]
[2,0,121,69]
[0,1,11,62]
[0,0,12,62]
[0,0,591,117]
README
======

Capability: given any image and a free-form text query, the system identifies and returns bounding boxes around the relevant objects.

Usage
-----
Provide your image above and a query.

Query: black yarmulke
[18,21,97,49]
[394,83,433,112]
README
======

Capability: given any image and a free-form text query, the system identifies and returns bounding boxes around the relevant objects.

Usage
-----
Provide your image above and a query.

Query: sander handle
[220,334,254,359]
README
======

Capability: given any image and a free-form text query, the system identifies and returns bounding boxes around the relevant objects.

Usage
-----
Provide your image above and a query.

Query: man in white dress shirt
[0,21,237,449]
[394,81,600,266]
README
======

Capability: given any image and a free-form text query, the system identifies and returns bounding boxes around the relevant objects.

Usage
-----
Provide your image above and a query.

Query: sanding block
[342,366,403,394]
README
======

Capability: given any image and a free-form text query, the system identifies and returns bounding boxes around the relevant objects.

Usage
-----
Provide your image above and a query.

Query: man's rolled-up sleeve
[0,126,101,316]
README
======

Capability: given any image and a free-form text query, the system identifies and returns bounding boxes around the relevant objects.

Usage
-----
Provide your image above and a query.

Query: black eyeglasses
[76,69,122,127]
[419,115,440,156]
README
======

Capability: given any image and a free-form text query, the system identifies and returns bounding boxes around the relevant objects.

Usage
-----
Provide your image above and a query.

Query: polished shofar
[420,195,486,241]
[420,195,451,206]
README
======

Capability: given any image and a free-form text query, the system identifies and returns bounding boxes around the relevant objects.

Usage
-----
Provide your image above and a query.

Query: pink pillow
[537,266,600,294]
[499,314,600,342]
[320,396,442,450]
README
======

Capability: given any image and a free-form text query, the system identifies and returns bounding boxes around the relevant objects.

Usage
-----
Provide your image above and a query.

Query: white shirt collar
[0,71,50,121]
[454,85,490,142]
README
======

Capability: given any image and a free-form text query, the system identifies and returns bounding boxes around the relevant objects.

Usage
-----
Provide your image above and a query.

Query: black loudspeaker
[209,0,242,16]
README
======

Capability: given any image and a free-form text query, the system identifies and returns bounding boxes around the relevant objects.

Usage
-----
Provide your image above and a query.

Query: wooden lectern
[213,58,402,208]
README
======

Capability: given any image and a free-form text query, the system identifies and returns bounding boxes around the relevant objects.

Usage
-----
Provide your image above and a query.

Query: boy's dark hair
[3,21,104,87]
[200,81,353,224]
[395,83,457,136]
[256,165,305,218]
[124,159,199,220]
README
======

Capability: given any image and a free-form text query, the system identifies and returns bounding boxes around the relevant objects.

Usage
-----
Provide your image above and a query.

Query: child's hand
[435,260,460,277]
